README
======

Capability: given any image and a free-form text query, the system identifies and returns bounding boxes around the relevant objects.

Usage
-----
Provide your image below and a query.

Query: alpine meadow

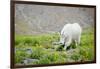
[14,3,95,65]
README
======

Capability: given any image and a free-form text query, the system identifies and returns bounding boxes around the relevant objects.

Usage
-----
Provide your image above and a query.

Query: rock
[23,58,39,65]
[25,48,33,55]
[15,4,94,35]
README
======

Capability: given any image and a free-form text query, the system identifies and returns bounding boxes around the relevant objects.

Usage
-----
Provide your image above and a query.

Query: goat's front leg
[64,38,72,50]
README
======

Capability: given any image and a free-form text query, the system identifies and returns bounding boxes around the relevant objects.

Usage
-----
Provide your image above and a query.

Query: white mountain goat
[59,23,82,50]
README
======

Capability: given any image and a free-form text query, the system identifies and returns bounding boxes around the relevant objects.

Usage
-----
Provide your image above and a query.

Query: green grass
[15,30,95,65]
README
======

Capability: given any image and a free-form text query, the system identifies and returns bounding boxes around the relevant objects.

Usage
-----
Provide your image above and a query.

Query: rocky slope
[15,3,95,35]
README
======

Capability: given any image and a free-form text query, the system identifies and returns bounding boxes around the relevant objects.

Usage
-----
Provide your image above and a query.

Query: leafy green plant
[15,29,95,64]
[15,50,30,63]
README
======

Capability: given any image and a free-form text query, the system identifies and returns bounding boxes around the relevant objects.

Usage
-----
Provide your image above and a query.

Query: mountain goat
[59,23,82,50]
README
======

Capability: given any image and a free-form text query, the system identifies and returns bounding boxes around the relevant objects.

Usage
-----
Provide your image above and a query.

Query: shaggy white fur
[60,23,82,50]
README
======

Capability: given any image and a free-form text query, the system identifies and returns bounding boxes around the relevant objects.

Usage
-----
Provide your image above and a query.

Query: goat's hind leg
[75,36,81,47]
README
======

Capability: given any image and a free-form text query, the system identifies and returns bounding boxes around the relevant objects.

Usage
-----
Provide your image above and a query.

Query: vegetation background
[15,3,95,65]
